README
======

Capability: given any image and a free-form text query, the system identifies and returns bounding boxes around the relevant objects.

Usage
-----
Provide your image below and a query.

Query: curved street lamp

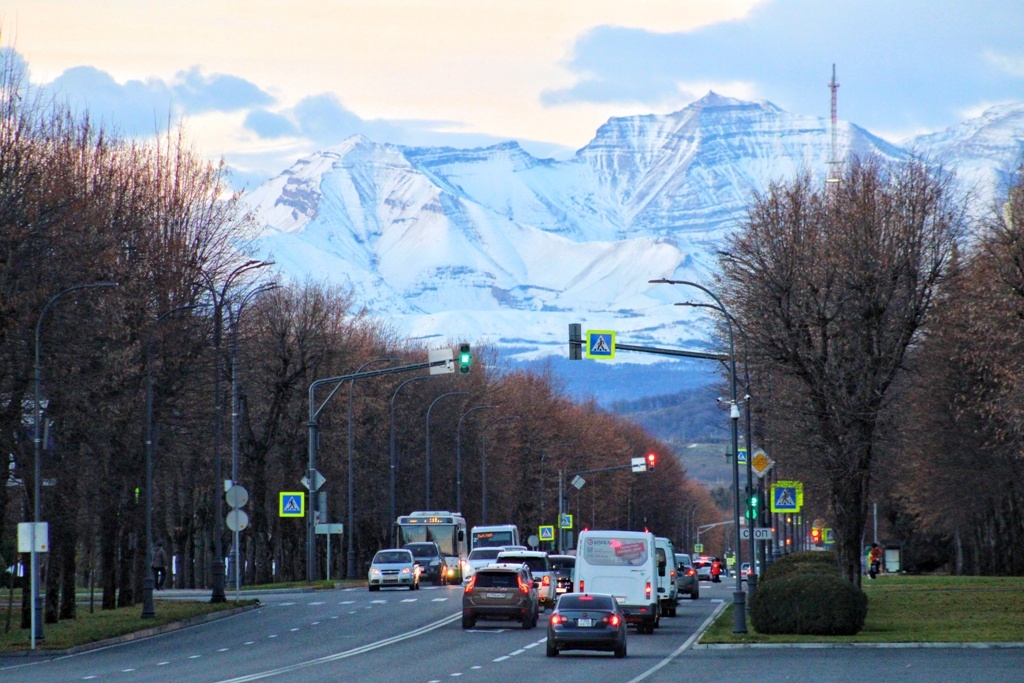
[424,391,468,509]
[142,303,201,620]
[32,281,118,647]
[456,406,495,514]
[347,357,395,578]
[650,277,747,634]
[389,374,433,546]
[480,416,521,524]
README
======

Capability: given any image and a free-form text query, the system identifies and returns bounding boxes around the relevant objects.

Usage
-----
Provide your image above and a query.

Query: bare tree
[719,157,966,583]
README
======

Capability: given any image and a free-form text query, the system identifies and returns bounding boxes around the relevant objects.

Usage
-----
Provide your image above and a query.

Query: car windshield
[473,572,519,588]
[373,551,410,564]
[550,557,575,570]
[499,555,548,573]
[406,544,439,558]
[468,548,503,561]
[558,594,614,611]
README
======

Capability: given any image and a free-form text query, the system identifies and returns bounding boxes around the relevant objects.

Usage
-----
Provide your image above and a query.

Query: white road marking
[82,677,98,680]
[451,674,463,678]
[219,647,230,652]
[493,655,510,662]
[339,600,355,605]
[510,649,525,656]
[311,621,320,625]
[349,611,358,614]
[244,641,255,645]
[371,600,387,604]
[212,612,461,683]
[401,598,417,603]
[121,669,135,673]
[290,628,300,632]
[189,655,202,659]
[268,635,278,638]
[278,602,296,606]
[626,599,729,683]
[330,616,339,619]
[471,665,482,670]
[431,598,448,602]
[308,601,325,605]
[157,661,170,666]
[523,642,539,649]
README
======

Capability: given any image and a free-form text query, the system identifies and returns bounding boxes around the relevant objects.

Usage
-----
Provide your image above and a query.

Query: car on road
[462,546,508,584]
[740,562,761,579]
[674,552,699,600]
[462,564,539,629]
[368,549,420,591]
[546,593,627,658]
[693,557,713,581]
[403,541,448,584]
[497,550,556,608]
[549,554,576,595]
[655,537,679,616]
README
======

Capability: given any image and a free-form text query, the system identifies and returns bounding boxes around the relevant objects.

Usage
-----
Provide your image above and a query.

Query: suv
[462,564,539,629]
[674,552,699,600]
[404,542,447,584]
[497,550,556,608]
[549,554,576,595]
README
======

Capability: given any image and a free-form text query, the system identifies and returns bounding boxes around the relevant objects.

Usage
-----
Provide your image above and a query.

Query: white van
[654,537,679,617]
[575,530,660,633]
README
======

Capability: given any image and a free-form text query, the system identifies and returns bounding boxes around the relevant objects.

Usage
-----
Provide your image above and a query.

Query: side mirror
[458,529,465,542]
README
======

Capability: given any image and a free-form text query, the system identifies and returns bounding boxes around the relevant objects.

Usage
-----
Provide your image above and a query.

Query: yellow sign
[279,492,305,517]
[539,525,555,541]
[585,330,616,359]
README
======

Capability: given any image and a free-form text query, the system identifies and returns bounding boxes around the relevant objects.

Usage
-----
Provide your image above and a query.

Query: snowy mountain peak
[245,95,1024,367]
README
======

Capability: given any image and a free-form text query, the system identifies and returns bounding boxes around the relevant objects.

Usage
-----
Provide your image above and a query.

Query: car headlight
[370,568,381,576]
[401,567,411,575]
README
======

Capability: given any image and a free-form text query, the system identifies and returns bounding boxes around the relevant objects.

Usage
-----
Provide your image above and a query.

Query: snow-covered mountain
[244,93,1023,370]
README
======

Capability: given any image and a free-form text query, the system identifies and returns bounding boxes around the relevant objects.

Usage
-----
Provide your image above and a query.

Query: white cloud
[984,49,1024,77]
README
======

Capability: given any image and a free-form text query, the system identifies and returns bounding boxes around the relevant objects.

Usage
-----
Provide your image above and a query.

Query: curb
[692,641,1024,650]
[1,603,263,658]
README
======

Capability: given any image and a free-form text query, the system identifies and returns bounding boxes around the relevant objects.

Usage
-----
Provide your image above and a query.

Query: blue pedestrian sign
[585,330,616,360]
[539,525,555,541]
[560,513,573,529]
[279,492,305,518]
[770,485,799,513]
[737,448,747,464]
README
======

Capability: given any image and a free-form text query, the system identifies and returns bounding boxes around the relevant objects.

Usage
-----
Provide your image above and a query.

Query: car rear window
[374,551,410,564]
[558,595,614,610]
[579,536,650,567]
[550,557,575,570]
[474,572,518,588]
[499,555,549,572]
[469,548,502,561]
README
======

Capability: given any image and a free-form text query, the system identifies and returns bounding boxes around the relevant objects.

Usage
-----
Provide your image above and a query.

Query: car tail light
[542,575,550,587]
[687,568,696,577]
[464,577,476,593]
[645,581,652,599]
[670,570,676,580]
[518,576,530,594]
[603,614,621,627]
[550,614,567,625]
[578,580,584,593]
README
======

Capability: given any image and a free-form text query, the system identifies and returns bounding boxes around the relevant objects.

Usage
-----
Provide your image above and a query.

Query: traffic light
[645,451,657,471]
[745,491,760,519]
[811,527,822,545]
[457,342,471,374]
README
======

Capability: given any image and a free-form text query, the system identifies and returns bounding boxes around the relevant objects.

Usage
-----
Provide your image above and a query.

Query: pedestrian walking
[152,541,168,590]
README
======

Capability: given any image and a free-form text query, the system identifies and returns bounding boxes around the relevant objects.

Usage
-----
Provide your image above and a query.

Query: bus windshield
[398,524,457,557]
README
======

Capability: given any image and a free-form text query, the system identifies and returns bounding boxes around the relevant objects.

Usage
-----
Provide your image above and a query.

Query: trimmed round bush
[760,550,838,584]
[750,572,867,635]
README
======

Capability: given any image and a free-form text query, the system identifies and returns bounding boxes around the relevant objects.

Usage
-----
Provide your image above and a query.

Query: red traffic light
[645,452,657,471]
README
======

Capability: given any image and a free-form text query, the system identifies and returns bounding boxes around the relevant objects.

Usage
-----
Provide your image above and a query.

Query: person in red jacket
[711,558,722,583]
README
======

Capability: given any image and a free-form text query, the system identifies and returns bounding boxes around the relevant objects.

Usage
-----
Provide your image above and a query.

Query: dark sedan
[546,593,627,658]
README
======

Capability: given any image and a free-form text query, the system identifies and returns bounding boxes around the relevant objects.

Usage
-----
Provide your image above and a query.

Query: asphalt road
[1,580,1020,683]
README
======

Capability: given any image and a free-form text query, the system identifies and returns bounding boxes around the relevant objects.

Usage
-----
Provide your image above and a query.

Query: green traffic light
[458,342,471,374]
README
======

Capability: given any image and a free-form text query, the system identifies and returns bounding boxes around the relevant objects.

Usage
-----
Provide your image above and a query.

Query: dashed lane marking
[401,598,418,603]
[431,598,448,602]
[493,656,509,662]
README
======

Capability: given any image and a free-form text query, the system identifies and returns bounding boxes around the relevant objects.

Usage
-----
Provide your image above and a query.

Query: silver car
[368,549,420,591]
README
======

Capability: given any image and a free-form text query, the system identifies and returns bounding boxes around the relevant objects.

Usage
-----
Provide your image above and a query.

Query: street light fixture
[424,391,468,509]
[142,303,201,620]
[32,281,118,647]
[347,357,395,578]
[389,374,433,546]
[650,277,747,634]
[480,416,520,524]
[456,405,495,514]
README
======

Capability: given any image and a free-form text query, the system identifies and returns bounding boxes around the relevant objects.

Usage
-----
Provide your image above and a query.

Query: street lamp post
[651,278,747,633]
[31,281,117,647]
[455,406,495,514]
[424,391,468,509]
[142,304,200,620]
[347,358,394,578]
[389,375,433,546]
[480,416,520,524]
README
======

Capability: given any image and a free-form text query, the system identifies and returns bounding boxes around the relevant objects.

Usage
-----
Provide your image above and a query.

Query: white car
[496,550,556,608]
[462,547,508,584]
[368,549,420,591]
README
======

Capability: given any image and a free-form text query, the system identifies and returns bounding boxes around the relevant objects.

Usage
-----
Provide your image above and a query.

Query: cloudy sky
[5,0,1022,190]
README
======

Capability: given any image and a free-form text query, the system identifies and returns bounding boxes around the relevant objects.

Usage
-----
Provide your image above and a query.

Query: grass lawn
[0,599,257,653]
[701,575,1024,644]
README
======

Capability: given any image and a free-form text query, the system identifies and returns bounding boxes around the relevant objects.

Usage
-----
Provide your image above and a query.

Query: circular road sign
[226,485,249,509]
[226,509,250,532]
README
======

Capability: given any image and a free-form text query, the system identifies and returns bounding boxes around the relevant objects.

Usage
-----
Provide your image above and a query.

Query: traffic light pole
[557,461,653,553]
[307,357,453,581]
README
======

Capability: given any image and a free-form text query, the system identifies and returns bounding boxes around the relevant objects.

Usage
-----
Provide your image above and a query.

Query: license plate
[384,577,397,582]
[577,618,593,627]
[485,592,506,599]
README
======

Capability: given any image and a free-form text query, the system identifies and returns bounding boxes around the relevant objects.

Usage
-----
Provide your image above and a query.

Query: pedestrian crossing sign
[770,482,802,513]
[539,525,555,542]
[585,330,615,359]
[280,492,305,518]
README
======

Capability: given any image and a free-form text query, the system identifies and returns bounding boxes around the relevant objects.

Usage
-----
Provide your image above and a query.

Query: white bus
[395,511,468,582]
[470,524,520,551]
